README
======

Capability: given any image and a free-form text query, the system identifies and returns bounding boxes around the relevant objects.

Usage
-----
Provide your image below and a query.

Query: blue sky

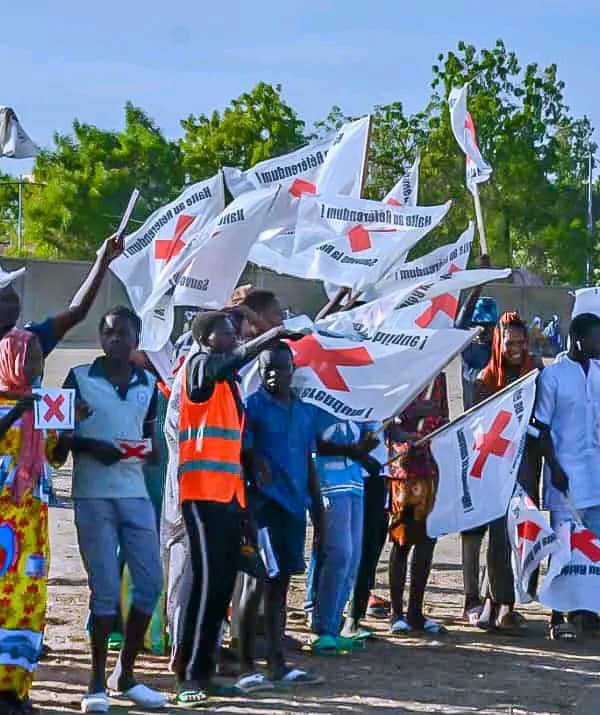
[2,1,599,176]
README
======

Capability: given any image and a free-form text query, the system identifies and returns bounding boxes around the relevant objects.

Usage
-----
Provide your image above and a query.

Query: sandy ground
[29,349,600,714]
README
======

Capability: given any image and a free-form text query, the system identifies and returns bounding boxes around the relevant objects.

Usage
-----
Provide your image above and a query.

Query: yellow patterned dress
[0,399,58,700]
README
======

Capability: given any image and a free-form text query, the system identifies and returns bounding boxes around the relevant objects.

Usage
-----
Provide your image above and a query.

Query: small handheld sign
[33,389,75,430]
[117,439,153,463]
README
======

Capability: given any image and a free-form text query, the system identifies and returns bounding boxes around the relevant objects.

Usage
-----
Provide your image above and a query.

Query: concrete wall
[0,256,579,347]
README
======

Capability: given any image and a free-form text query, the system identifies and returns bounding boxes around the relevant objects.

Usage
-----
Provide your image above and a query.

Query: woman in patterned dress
[0,330,62,714]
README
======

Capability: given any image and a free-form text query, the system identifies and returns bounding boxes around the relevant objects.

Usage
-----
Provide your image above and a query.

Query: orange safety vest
[178,369,246,507]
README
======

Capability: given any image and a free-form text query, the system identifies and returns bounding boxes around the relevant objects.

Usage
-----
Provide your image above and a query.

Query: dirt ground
[30,349,600,715]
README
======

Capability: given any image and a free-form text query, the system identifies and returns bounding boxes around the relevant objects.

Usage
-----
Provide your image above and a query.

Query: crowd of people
[0,236,599,714]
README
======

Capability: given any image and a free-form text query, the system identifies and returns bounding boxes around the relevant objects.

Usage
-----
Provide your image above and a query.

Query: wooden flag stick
[471,183,488,256]
[382,367,539,468]
[374,327,483,437]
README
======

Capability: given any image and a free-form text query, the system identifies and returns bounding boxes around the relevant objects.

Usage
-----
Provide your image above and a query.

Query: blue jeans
[74,498,162,616]
[311,493,364,637]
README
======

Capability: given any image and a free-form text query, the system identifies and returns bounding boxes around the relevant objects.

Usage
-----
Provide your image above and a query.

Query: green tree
[0,172,18,248]
[323,40,597,282]
[22,102,183,259]
[180,82,306,182]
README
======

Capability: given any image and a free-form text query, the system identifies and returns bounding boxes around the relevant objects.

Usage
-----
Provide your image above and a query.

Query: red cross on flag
[322,267,512,340]
[352,224,474,304]
[154,214,196,263]
[448,85,492,195]
[540,519,600,613]
[140,186,281,351]
[290,325,477,422]
[282,194,451,291]
[33,388,76,430]
[427,370,537,538]
[508,486,560,603]
[110,173,225,338]
[110,174,225,352]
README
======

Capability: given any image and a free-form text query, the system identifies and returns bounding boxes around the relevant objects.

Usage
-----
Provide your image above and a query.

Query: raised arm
[51,234,124,342]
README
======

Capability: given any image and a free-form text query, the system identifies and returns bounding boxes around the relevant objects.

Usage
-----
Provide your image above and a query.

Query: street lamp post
[587,152,594,286]
[17,175,23,252]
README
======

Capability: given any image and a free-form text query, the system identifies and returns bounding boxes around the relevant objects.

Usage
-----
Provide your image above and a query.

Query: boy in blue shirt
[239,342,323,688]
[307,413,380,653]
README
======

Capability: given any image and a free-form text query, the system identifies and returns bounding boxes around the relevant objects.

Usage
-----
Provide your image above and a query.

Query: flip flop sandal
[390,618,413,635]
[107,632,124,651]
[336,635,365,652]
[311,634,339,655]
[81,693,110,713]
[109,683,168,709]
[465,607,483,627]
[549,623,577,641]
[272,668,324,686]
[174,690,208,708]
[422,618,448,635]
[235,673,274,694]
[203,683,242,697]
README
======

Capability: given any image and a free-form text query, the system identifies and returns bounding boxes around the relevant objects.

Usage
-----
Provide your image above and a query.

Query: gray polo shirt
[63,359,157,499]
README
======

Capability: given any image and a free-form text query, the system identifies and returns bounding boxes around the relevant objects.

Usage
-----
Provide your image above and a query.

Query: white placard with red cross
[33,388,76,430]
[427,371,537,538]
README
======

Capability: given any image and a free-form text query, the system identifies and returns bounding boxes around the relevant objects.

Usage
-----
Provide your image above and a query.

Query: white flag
[427,371,537,538]
[448,85,492,195]
[322,267,511,338]
[110,174,225,313]
[238,117,371,270]
[361,223,474,302]
[539,519,600,613]
[141,186,280,320]
[289,326,476,422]
[279,195,450,291]
[0,264,26,290]
[384,153,420,207]
[508,486,561,603]
[225,116,370,243]
[0,107,38,159]
[571,287,600,319]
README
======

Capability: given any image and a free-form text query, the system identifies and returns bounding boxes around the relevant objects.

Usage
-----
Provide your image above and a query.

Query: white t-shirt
[535,356,600,511]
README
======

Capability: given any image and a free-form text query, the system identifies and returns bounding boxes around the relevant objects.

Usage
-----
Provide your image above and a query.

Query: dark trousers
[238,574,290,677]
[178,500,242,684]
[349,476,389,621]
[389,537,436,627]
[462,515,514,610]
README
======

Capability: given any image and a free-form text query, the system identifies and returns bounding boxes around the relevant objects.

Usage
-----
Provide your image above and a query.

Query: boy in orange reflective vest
[175,311,296,707]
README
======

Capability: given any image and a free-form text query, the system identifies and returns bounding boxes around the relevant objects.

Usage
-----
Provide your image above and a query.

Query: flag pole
[472,183,488,256]
[344,115,373,308]
[586,151,594,286]
[382,367,539,466]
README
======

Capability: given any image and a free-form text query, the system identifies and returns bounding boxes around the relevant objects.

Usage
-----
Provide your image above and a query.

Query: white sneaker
[81,692,109,713]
